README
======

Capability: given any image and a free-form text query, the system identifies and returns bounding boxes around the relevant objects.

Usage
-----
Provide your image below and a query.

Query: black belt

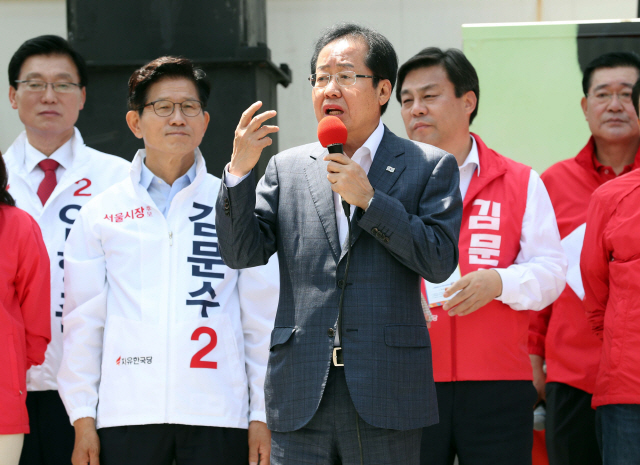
[332,347,344,366]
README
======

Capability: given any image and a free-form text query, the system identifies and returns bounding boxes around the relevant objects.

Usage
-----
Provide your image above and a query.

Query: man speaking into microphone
[216,23,462,465]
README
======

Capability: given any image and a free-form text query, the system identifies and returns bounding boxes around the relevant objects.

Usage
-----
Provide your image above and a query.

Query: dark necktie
[37,159,60,205]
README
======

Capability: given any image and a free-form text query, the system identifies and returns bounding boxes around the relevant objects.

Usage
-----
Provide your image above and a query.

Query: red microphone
[317,116,351,216]
[318,116,347,154]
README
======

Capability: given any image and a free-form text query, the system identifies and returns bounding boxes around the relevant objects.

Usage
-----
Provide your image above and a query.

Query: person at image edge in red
[529,52,640,465]
[579,77,640,465]
[0,153,51,465]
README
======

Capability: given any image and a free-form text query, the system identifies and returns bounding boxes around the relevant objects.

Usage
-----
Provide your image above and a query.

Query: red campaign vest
[426,134,532,382]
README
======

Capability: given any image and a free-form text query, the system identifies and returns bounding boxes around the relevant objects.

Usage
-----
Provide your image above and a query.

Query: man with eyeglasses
[216,24,462,465]
[3,35,130,465]
[397,47,567,465]
[529,51,640,465]
[57,55,278,465]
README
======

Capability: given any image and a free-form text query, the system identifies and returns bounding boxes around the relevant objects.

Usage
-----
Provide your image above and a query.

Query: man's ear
[581,96,588,119]
[79,86,87,111]
[377,79,392,107]
[9,86,18,110]
[125,111,143,139]
[463,90,477,118]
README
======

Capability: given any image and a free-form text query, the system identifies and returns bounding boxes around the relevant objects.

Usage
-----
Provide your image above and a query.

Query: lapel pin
[386,166,395,173]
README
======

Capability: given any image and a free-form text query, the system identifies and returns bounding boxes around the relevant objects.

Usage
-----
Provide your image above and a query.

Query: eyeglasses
[588,91,633,105]
[143,99,204,117]
[15,80,81,93]
[308,71,377,88]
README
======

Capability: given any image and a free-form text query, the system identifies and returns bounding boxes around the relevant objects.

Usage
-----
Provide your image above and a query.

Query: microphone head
[317,116,348,148]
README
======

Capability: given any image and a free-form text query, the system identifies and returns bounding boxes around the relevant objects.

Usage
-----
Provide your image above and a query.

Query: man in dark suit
[216,23,462,465]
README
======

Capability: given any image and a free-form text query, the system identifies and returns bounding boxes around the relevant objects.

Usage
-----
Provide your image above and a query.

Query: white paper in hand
[424,266,462,308]
[561,223,586,300]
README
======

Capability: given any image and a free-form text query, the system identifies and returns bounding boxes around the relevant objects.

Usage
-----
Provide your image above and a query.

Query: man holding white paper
[529,52,640,465]
[398,47,567,465]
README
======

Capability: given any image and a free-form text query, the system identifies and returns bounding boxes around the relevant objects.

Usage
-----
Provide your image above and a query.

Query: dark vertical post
[67,0,290,177]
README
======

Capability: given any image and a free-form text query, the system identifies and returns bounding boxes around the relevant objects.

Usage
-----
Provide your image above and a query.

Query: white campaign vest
[57,150,278,429]
[4,128,130,391]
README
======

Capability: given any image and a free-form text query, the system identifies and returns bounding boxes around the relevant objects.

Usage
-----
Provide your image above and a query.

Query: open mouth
[324,107,344,116]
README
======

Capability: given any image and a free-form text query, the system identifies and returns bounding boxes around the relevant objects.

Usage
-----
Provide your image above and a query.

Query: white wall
[0,0,66,153]
[0,0,637,152]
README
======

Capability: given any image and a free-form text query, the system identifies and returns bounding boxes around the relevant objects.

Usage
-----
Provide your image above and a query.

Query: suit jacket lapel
[339,127,407,262]
[305,147,341,261]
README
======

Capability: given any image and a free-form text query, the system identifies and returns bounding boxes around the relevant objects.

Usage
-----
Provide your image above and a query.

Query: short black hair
[0,154,15,207]
[582,52,640,96]
[396,47,480,124]
[633,79,640,117]
[127,56,211,113]
[8,35,88,89]
[310,23,398,116]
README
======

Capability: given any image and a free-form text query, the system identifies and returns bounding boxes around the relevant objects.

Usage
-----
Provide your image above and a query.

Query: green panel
[463,23,591,175]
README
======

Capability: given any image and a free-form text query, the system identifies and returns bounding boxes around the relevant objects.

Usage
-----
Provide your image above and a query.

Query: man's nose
[169,106,187,124]
[608,94,625,111]
[41,84,58,103]
[323,77,342,98]
[411,100,427,117]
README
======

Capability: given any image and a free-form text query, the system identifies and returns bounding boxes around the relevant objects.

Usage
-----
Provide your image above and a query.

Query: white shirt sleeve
[237,253,279,423]
[224,163,251,188]
[57,209,108,424]
[494,170,567,311]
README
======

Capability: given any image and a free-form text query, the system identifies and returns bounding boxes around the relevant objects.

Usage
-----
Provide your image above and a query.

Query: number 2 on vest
[73,178,92,196]
[190,327,218,369]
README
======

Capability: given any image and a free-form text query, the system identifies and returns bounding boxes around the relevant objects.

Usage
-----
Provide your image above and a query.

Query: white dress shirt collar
[458,135,481,200]
[24,136,74,174]
[351,119,384,169]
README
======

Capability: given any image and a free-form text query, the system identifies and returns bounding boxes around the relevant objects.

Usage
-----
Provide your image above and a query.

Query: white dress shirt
[459,136,567,311]
[225,120,385,249]
[24,137,74,192]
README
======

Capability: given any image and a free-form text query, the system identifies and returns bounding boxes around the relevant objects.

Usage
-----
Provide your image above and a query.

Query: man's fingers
[260,441,271,465]
[255,125,280,140]
[455,299,482,316]
[326,160,346,174]
[443,276,468,298]
[323,153,350,165]
[258,137,273,149]
[89,447,100,465]
[447,296,472,316]
[443,285,468,310]
[247,110,278,132]
[248,441,259,465]
[239,101,263,128]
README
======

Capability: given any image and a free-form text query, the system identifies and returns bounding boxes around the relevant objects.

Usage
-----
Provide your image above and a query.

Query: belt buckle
[332,347,344,367]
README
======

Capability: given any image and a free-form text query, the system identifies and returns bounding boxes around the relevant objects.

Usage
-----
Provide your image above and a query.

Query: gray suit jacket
[216,126,462,432]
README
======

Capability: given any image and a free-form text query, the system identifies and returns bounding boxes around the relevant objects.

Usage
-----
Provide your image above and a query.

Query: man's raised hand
[229,101,279,177]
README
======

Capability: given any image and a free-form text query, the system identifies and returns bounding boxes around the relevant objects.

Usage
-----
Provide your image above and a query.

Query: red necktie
[37,159,60,205]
